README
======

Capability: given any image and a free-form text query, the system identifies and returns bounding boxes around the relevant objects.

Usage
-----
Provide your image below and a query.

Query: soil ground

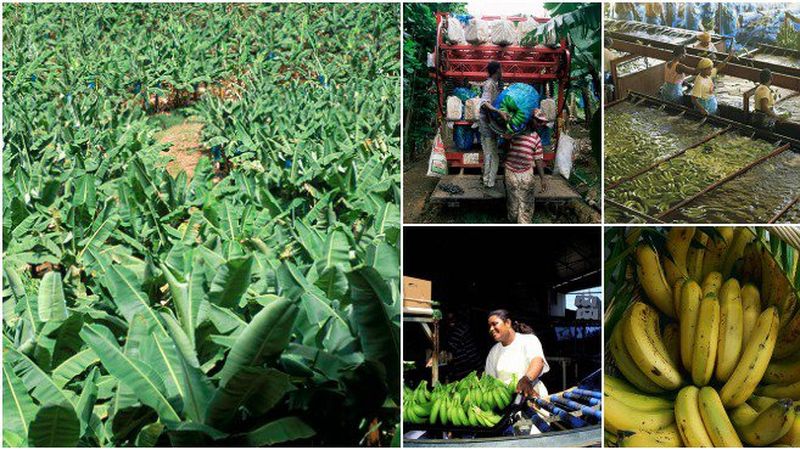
[153,113,206,179]
[404,122,601,223]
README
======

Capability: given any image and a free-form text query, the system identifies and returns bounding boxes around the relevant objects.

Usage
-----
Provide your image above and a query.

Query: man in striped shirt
[505,109,548,223]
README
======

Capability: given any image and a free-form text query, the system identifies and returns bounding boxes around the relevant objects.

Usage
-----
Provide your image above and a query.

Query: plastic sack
[464,98,481,121]
[446,17,466,44]
[492,83,541,133]
[452,87,477,102]
[516,19,537,46]
[490,19,516,46]
[427,132,448,177]
[540,97,557,122]
[553,133,576,180]
[465,18,490,45]
[446,96,463,120]
[453,125,474,150]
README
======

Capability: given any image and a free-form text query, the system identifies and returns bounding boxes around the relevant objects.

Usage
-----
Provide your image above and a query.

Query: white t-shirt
[485,333,550,397]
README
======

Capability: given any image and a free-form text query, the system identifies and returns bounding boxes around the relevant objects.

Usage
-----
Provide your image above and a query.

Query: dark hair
[487,61,501,76]
[673,46,686,58]
[488,309,534,334]
[604,37,613,47]
[760,68,772,84]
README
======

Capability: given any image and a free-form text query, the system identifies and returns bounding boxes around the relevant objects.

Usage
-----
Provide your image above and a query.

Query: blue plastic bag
[452,87,477,102]
[453,125,474,151]
[492,83,541,133]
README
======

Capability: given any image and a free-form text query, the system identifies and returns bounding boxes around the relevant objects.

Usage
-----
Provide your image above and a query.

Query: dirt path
[155,120,205,178]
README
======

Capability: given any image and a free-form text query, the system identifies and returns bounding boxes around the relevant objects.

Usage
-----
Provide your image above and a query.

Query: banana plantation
[3,3,400,447]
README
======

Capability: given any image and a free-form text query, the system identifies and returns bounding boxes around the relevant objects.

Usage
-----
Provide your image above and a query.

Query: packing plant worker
[695,31,716,52]
[485,309,550,398]
[691,53,733,116]
[661,46,697,103]
[752,69,786,128]
[478,61,510,189]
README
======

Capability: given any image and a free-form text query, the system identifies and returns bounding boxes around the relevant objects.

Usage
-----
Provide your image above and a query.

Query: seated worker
[752,69,785,128]
[504,109,548,224]
[691,54,733,116]
[661,46,696,103]
[695,31,716,52]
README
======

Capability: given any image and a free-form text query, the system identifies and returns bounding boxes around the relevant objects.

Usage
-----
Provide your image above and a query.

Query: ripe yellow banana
[701,227,733,279]
[604,394,675,434]
[610,320,667,394]
[721,227,754,278]
[605,375,674,411]
[624,302,684,390]
[720,306,780,408]
[777,412,800,446]
[692,293,719,387]
[674,386,714,447]
[697,386,743,447]
[679,280,702,372]
[757,379,800,400]
[733,398,796,446]
[618,423,683,447]
[765,351,800,385]
[663,227,693,287]
[748,395,778,412]
[701,271,722,297]
[672,278,684,319]
[775,307,800,359]
[716,279,743,383]
[636,245,675,318]
[741,283,761,347]
[662,323,680,368]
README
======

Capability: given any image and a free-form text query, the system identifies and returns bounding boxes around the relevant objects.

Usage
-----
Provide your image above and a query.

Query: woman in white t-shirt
[484,309,549,398]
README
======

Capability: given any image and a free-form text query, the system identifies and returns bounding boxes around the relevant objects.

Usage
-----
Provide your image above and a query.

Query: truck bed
[430,174,580,203]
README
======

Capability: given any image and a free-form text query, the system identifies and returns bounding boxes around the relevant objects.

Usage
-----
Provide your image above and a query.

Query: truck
[429,12,582,205]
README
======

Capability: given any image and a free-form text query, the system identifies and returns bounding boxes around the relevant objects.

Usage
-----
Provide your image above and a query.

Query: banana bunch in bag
[606,227,800,447]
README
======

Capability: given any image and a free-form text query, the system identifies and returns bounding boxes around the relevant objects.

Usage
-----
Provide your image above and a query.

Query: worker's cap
[697,58,713,70]
[532,108,548,122]
[698,31,711,42]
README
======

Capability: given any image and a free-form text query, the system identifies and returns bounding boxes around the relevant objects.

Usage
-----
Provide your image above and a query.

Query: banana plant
[4,2,400,446]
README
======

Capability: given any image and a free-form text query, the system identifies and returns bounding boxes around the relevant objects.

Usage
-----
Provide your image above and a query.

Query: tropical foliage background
[3,3,400,447]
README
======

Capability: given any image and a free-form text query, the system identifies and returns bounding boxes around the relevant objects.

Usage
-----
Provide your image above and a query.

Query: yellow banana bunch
[610,322,667,394]
[623,302,683,390]
[607,227,800,448]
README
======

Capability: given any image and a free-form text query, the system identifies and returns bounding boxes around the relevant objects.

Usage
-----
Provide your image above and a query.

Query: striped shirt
[505,132,543,172]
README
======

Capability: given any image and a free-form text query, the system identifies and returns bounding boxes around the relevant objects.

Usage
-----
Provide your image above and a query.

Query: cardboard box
[404,276,432,309]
